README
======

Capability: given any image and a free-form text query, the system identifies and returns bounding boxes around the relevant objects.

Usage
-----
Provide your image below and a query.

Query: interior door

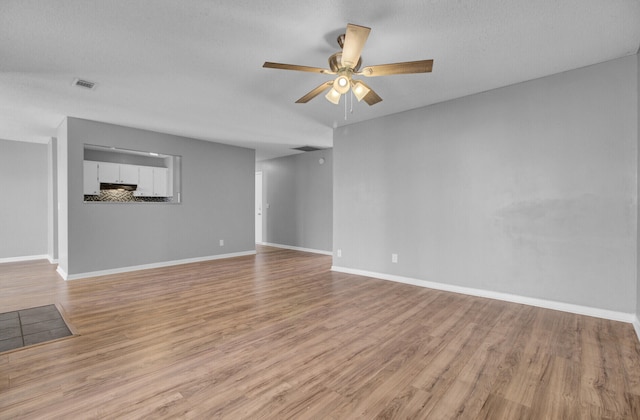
[255,171,263,244]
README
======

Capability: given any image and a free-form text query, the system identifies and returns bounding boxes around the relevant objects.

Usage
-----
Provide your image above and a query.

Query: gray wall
[0,139,48,259]
[637,51,640,322]
[334,55,638,313]
[58,117,255,276]
[47,138,58,261]
[256,149,332,252]
[57,120,69,271]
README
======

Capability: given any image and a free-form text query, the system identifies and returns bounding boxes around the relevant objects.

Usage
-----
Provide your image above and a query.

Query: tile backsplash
[84,190,170,203]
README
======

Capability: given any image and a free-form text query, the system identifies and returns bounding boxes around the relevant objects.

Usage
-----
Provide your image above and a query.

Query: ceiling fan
[263,23,433,106]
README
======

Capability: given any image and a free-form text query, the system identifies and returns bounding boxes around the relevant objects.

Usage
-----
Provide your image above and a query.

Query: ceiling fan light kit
[325,88,342,104]
[263,23,433,107]
[334,73,351,94]
[351,80,370,102]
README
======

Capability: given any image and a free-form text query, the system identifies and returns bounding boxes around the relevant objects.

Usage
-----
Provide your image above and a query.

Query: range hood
[100,183,137,191]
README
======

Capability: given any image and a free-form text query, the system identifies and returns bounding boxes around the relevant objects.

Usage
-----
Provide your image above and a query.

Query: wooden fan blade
[359,60,433,77]
[295,81,333,103]
[341,24,371,69]
[263,62,334,74]
[361,83,382,106]
[352,80,382,105]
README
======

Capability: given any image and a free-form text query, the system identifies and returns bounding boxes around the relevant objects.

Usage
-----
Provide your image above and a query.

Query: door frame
[255,171,263,244]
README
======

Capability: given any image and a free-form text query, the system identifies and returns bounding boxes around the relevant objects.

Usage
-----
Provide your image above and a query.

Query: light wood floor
[1,246,640,419]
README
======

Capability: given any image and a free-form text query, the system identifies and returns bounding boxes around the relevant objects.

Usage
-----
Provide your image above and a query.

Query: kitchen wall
[0,139,48,261]
[334,55,638,314]
[57,117,255,278]
[256,149,332,253]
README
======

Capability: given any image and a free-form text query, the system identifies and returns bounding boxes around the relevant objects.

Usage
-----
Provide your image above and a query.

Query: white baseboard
[261,242,333,256]
[60,250,257,281]
[633,316,640,342]
[47,255,59,264]
[331,266,636,325]
[56,266,69,280]
[0,254,49,264]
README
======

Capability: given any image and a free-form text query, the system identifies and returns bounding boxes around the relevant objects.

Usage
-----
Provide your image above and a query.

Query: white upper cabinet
[119,164,139,184]
[135,166,154,196]
[86,159,173,199]
[153,167,169,197]
[134,167,170,197]
[83,161,100,195]
[98,162,139,184]
[98,162,120,183]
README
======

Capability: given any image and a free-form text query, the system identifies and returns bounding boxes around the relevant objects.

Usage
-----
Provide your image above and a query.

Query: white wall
[0,139,48,260]
[57,117,255,277]
[334,55,638,314]
[256,149,333,252]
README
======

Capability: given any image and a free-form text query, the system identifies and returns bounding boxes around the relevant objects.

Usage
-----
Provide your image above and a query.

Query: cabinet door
[119,164,139,184]
[153,167,169,196]
[98,162,119,183]
[134,166,154,197]
[83,161,100,195]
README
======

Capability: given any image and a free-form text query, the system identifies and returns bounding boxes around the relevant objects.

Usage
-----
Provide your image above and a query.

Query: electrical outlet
[392,253,398,263]
[337,249,342,258]
[219,239,224,246]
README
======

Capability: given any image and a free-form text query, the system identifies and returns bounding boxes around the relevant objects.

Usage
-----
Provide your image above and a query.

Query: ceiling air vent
[292,146,323,152]
[72,78,97,90]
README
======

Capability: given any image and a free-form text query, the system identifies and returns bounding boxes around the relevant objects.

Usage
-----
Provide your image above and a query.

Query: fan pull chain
[344,93,347,120]
[350,90,354,114]
[343,90,355,120]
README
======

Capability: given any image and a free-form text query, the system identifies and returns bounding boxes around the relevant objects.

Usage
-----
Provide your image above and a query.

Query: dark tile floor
[0,304,72,353]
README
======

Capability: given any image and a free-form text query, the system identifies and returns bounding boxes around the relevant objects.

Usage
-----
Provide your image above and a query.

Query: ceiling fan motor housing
[329,52,362,73]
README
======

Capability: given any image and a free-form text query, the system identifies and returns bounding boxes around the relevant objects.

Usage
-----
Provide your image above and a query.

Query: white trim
[47,256,59,264]
[56,266,69,280]
[633,315,640,342]
[61,250,257,281]
[331,266,636,324]
[261,242,333,256]
[0,254,49,264]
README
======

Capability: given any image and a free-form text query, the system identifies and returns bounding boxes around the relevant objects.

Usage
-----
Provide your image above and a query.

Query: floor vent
[0,304,74,353]
[72,78,97,90]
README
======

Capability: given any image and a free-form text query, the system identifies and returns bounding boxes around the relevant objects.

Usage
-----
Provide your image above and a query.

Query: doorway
[255,171,263,244]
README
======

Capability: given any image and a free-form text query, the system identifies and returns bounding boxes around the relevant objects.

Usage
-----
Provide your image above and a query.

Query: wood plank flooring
[1,246,640,419]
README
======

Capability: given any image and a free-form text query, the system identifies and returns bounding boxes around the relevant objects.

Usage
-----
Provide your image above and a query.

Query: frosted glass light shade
[333,76,350,94]
[352,81,370,102]
[325,87,341,104]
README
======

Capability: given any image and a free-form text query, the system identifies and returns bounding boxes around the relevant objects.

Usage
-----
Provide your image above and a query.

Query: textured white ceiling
[1,0,639,160]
